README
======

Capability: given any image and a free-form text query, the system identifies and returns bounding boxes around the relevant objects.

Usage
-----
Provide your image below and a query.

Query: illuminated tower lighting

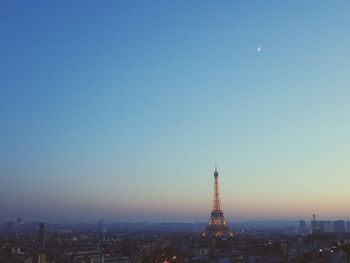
[203,167,234,238]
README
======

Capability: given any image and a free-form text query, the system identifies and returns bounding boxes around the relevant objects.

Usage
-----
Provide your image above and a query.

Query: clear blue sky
[1,1,350,222]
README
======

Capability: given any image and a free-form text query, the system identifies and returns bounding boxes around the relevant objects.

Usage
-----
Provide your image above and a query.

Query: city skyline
[1,1,350,222]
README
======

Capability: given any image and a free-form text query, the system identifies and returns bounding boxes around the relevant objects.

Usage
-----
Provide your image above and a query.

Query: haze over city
[1,1,350,223]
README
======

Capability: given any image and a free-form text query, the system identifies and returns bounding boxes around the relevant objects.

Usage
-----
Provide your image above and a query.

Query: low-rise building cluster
[1,220,350,263]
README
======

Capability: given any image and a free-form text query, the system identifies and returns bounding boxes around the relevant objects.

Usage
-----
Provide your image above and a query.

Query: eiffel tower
[203,168,234,238]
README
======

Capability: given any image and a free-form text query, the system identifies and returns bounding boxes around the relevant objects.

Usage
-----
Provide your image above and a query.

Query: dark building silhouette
[299,220,307,235]
[38,223,46,246]
[311,214,334,233]
[16,217,23,225]
[334,220,345,232]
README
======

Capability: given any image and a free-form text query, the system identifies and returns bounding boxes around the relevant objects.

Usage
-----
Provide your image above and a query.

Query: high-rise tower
[203,168,234,238]
[38,222,46,246]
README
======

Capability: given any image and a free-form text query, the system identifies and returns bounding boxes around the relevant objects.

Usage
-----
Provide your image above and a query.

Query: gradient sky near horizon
[1,1,350,223]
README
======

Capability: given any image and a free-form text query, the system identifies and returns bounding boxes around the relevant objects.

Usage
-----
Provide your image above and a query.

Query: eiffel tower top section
[212,167,222,212]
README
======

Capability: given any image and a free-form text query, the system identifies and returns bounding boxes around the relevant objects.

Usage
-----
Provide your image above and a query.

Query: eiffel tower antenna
[203,167,234,238]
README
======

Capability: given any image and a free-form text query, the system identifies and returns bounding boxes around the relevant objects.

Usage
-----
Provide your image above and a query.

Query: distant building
[313,221,333,233]
[334,220,345,232]
[346,221,350,232]
[322,221,334,232]
[299,220,307,235]
[38,223,45,246]
[33,253,46,263]
[311,214,316,233]
[97,219,104,228]
[311,215,333,233]
[17,217,23,225]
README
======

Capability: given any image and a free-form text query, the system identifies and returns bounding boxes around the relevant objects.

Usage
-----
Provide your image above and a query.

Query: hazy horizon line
[3,218,349,224]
